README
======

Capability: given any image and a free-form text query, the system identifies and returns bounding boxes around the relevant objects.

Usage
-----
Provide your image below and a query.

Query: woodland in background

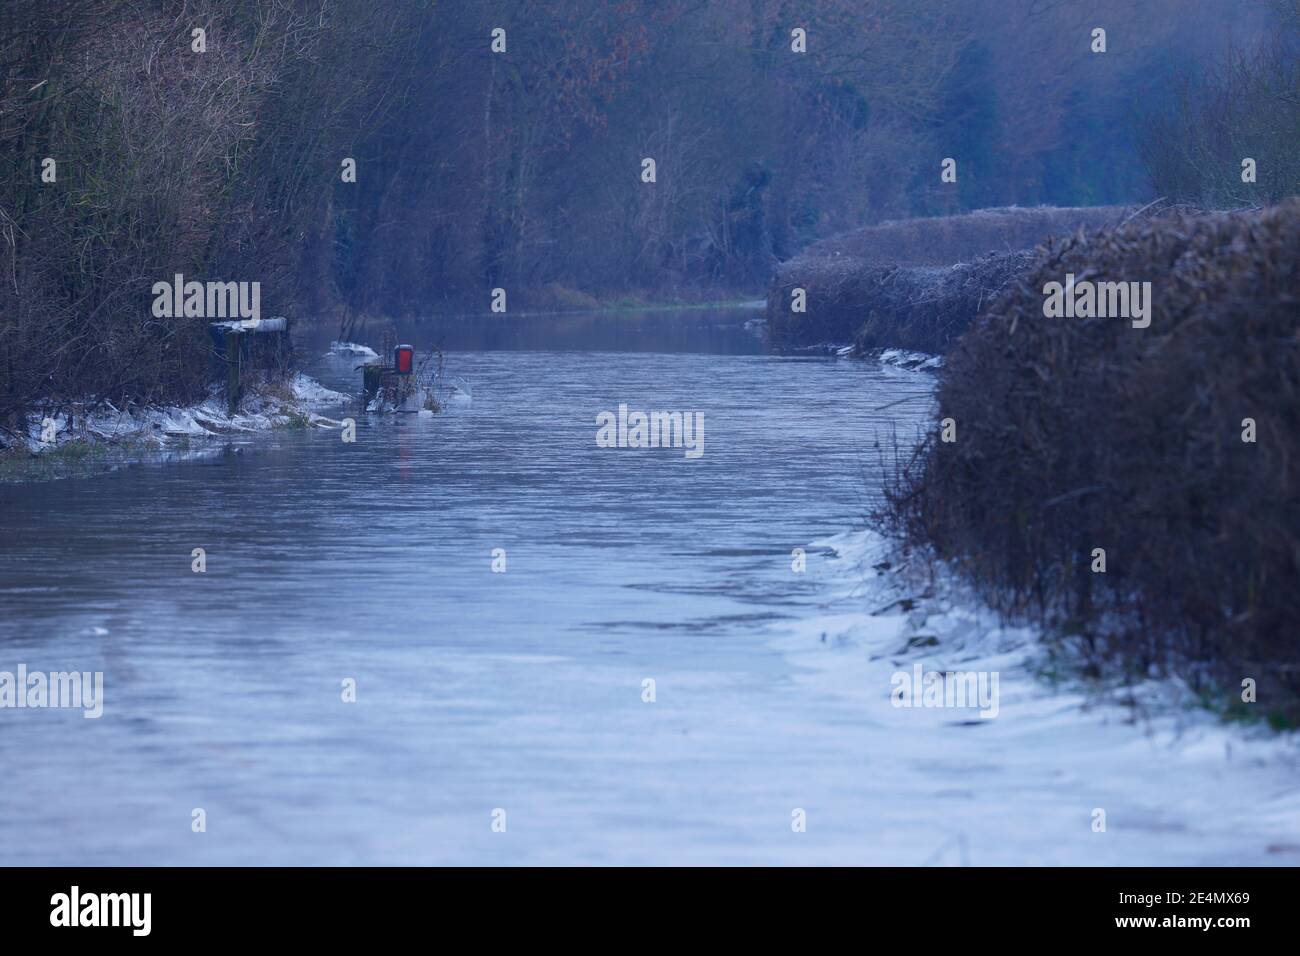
[1,0,1295,426]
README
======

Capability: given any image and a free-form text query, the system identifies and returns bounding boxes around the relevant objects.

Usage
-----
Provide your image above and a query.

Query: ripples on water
[0,308,936,864]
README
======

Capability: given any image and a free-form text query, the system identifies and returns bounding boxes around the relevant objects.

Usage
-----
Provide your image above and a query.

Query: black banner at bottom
[0,866,1282,941]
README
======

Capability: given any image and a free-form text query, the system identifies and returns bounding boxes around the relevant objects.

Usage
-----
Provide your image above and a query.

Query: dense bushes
[766,250,1034,353]
[852,252,1037,354]
[766,206,1126,351]
[0,1,425,436]
[885,201,1300,721]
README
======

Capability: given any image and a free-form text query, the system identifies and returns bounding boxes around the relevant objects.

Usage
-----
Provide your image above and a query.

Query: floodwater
[3,307,1294,866]
[0,307,939,864]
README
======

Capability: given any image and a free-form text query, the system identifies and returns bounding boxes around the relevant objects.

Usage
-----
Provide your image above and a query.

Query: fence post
[225,329,242,415]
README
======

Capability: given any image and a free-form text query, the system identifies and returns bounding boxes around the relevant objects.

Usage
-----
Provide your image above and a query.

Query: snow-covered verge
[773,528,1300,865]
[874,348,943,371]
[1,373,350,480]
[327,340,379,360]
[771,345,943,369]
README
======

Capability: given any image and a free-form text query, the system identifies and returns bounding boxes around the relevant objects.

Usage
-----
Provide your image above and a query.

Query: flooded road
[0,308,945,864]
[3,307,1296,866]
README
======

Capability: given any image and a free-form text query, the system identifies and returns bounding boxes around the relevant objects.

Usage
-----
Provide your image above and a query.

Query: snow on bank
[875,348,943,371]
[772,529,1300,865]
[779,345,943,368]
[327,340,379,360]
[15,373,350,455]
[284,372,349,408]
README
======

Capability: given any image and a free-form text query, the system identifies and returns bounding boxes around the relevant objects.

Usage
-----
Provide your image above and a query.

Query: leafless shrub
[1137,30,1300,208]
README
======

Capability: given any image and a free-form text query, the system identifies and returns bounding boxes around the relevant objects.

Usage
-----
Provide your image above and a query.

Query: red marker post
[394,344,413,375]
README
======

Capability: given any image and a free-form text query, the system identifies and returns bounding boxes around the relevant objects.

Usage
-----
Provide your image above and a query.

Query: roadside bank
[0,373,348,484]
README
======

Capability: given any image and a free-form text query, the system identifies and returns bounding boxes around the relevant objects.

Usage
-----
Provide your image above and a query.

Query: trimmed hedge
[886,200,1300,721]
[767,206,1130,351]
[767,252,1032,352]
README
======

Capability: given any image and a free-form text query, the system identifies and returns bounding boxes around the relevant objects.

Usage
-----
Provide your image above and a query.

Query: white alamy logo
[1042,273,1151,328]
[50,886,151,936]
[151,274,260,324]
[890,664,999,719]
[596,404,704,459]
[0,664,103,718]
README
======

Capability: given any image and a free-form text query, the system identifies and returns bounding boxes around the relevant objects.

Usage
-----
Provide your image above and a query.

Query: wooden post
[225,329,242,415]
[362,365,382,408]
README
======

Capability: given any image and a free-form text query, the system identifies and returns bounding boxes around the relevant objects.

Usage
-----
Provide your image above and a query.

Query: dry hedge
[852,252,1037,354]
[887,199,1300,721]
[768,251,1033,352]
[802,205,1131,265]
[767,205,1132,351]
